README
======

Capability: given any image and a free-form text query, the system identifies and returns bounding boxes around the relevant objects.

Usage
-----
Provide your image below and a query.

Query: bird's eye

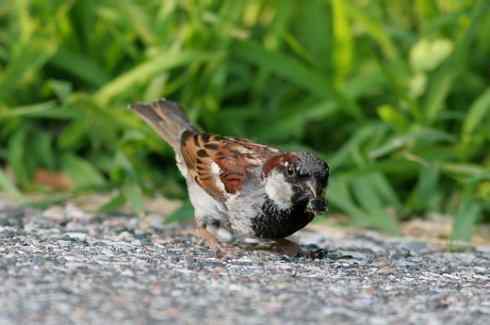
[286,167,296,177]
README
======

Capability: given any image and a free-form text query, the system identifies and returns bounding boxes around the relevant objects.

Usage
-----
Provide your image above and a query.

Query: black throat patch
[250,197,314,240]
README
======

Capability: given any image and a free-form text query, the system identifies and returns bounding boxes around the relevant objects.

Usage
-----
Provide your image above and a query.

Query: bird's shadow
[179,228,355,261]
[295,244,354,260]
[239,242,354,260]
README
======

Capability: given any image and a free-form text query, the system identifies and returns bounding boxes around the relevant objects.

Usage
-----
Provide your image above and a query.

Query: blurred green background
[1,0,489,241]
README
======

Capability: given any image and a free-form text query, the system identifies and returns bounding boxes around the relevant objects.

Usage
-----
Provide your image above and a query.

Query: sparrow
[131,99,329,254]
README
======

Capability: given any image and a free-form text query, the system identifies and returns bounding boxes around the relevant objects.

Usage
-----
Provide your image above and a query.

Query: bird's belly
[187,180,227,226]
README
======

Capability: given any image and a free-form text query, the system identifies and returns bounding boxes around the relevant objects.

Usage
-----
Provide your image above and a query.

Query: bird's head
[262,152,329,213]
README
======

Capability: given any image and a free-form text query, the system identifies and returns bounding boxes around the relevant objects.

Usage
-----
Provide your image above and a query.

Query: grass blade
[0,169,23,201]
[332,0,353,85]
[235,40,333,97]
[95,51,214,106]
[462,87,490,136]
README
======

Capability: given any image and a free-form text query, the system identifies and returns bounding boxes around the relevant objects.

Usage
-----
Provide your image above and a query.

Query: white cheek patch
[264,170,293,210]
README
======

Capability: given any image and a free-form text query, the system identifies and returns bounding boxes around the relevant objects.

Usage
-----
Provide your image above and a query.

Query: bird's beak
[305,180,327,213]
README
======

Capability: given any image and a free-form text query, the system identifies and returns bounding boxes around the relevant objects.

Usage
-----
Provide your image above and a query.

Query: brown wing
[180,131,279,201]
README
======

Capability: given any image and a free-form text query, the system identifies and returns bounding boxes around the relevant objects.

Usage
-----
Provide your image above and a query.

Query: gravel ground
[0,203,489,325]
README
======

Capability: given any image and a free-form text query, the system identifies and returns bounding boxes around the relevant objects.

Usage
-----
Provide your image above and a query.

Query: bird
[131,99,329,256]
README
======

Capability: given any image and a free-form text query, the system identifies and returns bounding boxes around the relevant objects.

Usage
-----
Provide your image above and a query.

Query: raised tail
[131,99,197,150]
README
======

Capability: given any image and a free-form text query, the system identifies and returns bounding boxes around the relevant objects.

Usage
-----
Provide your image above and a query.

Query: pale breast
[224,189,267,238]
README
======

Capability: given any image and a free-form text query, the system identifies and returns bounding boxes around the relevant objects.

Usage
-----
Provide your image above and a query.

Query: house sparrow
[131,99,329,254]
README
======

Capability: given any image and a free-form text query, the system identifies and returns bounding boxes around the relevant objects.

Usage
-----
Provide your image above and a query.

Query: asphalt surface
[0,203,489,325]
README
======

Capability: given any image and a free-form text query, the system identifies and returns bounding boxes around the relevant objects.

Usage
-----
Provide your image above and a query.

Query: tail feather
[131,99,197,149]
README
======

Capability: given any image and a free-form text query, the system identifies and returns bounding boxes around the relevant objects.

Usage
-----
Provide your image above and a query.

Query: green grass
[1,0,490,242]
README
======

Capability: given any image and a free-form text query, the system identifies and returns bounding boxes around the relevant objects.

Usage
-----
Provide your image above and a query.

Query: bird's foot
[191,228,240,258]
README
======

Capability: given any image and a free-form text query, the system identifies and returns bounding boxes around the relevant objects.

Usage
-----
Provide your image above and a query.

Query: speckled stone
[0,203,489,325]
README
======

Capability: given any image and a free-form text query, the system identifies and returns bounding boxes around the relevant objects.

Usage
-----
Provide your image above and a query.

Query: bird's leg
[191,227,239,258]
[192,227,222,250]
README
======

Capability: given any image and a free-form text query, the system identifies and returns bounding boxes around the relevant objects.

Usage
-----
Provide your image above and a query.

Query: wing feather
[180,133,279,201]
